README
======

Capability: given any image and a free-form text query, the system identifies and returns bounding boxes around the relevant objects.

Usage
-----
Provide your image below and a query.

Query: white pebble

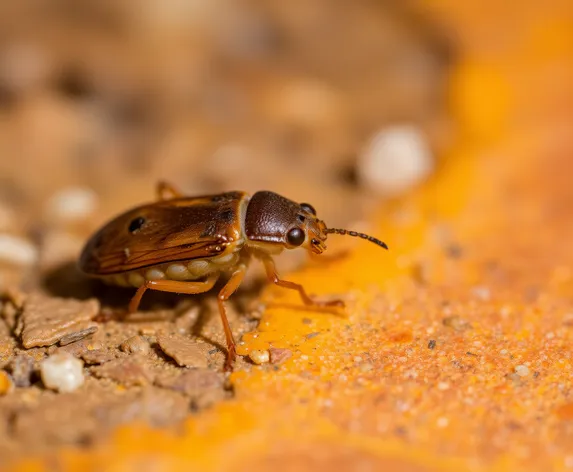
[0,233,38,266]
[437,382,450,391]
[515,365,530,377]
[358,125,433,196]
[46,187,98,222]
[41,352,84,393]
[248,349,270,365]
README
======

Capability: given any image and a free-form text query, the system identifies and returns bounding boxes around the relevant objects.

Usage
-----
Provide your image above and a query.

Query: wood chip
[157,333,208,368]
[19,293,99,348]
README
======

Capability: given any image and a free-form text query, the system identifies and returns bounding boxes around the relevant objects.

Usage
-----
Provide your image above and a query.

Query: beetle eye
[128,216,146,233]
[300,203,316,215]
[287,227,305,247]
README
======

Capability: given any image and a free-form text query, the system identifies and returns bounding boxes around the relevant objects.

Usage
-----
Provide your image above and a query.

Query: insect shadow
[42,261,267,352]
[43,261,189,310]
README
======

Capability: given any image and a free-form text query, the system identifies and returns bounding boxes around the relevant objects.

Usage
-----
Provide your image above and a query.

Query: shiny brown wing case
[79,192,247,275]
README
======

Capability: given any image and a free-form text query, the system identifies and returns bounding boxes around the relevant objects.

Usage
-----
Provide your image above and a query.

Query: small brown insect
[79,182,388,370]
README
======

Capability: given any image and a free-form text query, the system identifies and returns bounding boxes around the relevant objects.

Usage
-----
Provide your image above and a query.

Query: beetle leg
[218,264,247,371]
[156,180,184,200]
[261,256,345,308]
[128,273,219,313]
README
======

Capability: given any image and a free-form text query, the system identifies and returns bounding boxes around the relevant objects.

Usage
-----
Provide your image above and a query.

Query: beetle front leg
[156,180,184,200]
[261,256,344,308]
[128,273,219,313]
[218,264,247,371]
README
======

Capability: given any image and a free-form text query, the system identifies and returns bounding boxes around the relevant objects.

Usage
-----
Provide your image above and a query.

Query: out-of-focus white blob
[46,187,98,223]
[358,125,434,196]
[40,352,85,393]
[0,234,38,266]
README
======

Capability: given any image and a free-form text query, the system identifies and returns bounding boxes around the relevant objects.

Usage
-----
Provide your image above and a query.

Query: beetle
[79,181,388,370]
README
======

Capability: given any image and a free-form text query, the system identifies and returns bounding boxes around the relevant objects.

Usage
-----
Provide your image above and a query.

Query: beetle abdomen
[101,252,241,288]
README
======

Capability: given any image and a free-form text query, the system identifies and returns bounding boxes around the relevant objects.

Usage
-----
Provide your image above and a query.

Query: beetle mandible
[78,181,388,370]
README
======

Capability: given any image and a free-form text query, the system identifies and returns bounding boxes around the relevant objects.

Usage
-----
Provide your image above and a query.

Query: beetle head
[244,191,388,255]
[244,191,326,254]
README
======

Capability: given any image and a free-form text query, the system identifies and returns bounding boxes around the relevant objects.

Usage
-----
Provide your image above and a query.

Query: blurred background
[0,0,453,283]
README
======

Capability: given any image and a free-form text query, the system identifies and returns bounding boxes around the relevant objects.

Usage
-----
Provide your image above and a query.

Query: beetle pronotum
[79,182,388,370]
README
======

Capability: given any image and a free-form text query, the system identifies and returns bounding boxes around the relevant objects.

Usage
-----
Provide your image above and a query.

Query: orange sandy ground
[10,2,573,471]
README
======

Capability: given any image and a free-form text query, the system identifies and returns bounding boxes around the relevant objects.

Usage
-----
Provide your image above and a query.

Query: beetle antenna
[325,228,388,250]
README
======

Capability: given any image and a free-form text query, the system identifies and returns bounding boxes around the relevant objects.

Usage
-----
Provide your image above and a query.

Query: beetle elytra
[79,181,388,370]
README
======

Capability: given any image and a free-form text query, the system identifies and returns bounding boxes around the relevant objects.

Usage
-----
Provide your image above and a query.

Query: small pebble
[428,340,436,349]
[40,352,84,393]
[0,233,38,266]
[249,349,270,365]
[120,335,150,355]
[0,371,14,395]
[515,365,530,377]
[437,381,450,391]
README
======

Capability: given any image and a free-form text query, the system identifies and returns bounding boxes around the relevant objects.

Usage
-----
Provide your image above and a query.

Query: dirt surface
[4,1,573,471]
[0,1,449,468]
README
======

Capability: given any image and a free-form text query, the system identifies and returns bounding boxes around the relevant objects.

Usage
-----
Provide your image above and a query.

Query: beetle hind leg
[217,264,247,371]
[261,256,345,309]
[128,274,219,313]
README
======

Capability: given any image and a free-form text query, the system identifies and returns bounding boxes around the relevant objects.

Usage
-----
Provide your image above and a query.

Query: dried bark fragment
[157,333,208,368]
[90,357,152,387]
[56,338,102,357]
[19,293,99,348]
[80,349,117,365]
[0,316,15,367]
[59,327,99,346]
